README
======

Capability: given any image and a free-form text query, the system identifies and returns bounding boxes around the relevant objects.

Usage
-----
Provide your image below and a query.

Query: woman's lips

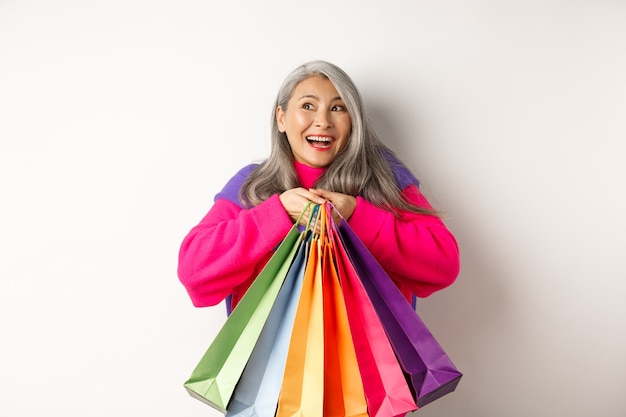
[306,135,333,149]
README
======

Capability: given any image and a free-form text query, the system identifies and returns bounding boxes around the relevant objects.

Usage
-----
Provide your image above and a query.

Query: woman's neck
[293,160,326,189]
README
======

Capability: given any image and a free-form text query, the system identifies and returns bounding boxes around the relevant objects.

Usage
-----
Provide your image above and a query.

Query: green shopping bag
[184,223,303,412]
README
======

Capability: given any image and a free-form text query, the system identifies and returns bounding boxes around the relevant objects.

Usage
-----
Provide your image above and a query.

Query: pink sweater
[178,162,460,309]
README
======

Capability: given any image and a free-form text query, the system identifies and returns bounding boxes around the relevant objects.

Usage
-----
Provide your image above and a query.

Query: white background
[1,1,625,416]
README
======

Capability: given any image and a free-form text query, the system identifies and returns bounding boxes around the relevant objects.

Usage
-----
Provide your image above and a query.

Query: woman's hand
[309,189,357,221]
[279,187,326,225]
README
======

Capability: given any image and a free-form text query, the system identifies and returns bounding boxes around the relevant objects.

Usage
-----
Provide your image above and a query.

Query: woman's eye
[302,103,313,110]
[332,104,346,111]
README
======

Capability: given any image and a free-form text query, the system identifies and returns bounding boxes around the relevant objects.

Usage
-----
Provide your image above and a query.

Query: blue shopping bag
[226,237,309,417]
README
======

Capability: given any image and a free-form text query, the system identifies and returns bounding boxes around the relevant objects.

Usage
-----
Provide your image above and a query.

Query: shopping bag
[184,223,302,412]
[321,231,369,417]
[226,237,309,417]
[330,224,417,417]
[276,228,325,417]
[336,214,462,407]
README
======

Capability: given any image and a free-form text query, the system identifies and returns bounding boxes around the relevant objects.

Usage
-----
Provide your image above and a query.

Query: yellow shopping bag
[276,218,324,417]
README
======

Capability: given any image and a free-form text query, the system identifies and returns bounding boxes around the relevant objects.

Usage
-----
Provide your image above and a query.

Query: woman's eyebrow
[297,93,343,101]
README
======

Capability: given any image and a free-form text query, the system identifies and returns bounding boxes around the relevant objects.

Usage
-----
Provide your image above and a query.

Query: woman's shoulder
[213,163,260,206]
[382,150,420,189]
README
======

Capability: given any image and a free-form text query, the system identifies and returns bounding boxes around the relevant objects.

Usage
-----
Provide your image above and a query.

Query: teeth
[306,136,332,142]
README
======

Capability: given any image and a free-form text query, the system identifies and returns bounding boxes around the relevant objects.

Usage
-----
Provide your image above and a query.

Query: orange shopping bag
[328,204,417,417]
[322,235,369,417]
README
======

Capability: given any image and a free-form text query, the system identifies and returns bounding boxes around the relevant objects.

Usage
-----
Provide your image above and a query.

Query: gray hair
[241,60,435,216]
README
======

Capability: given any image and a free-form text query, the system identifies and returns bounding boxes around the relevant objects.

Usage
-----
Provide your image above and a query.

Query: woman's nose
[314,110,333,128]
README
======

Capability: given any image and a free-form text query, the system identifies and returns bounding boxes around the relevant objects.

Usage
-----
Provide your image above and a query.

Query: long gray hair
[240,60,435,215]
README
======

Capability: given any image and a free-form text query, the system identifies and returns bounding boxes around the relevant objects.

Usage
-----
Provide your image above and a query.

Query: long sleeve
[178,194,293,307]
[178,159,459,309]
[348,184,460,298]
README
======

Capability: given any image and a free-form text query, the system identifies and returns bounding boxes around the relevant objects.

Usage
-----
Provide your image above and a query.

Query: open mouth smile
[306,135,334,149]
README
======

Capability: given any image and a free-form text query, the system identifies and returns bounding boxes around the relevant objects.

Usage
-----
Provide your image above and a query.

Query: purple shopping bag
[336,217,462,408]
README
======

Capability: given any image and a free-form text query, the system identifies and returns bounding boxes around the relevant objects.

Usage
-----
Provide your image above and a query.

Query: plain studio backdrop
[1,1,625,416]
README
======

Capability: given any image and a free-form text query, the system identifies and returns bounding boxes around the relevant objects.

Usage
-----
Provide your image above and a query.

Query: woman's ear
[276,106,286,133]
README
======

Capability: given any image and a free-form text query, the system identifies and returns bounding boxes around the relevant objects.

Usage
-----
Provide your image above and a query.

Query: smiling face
[276,76,352,168]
